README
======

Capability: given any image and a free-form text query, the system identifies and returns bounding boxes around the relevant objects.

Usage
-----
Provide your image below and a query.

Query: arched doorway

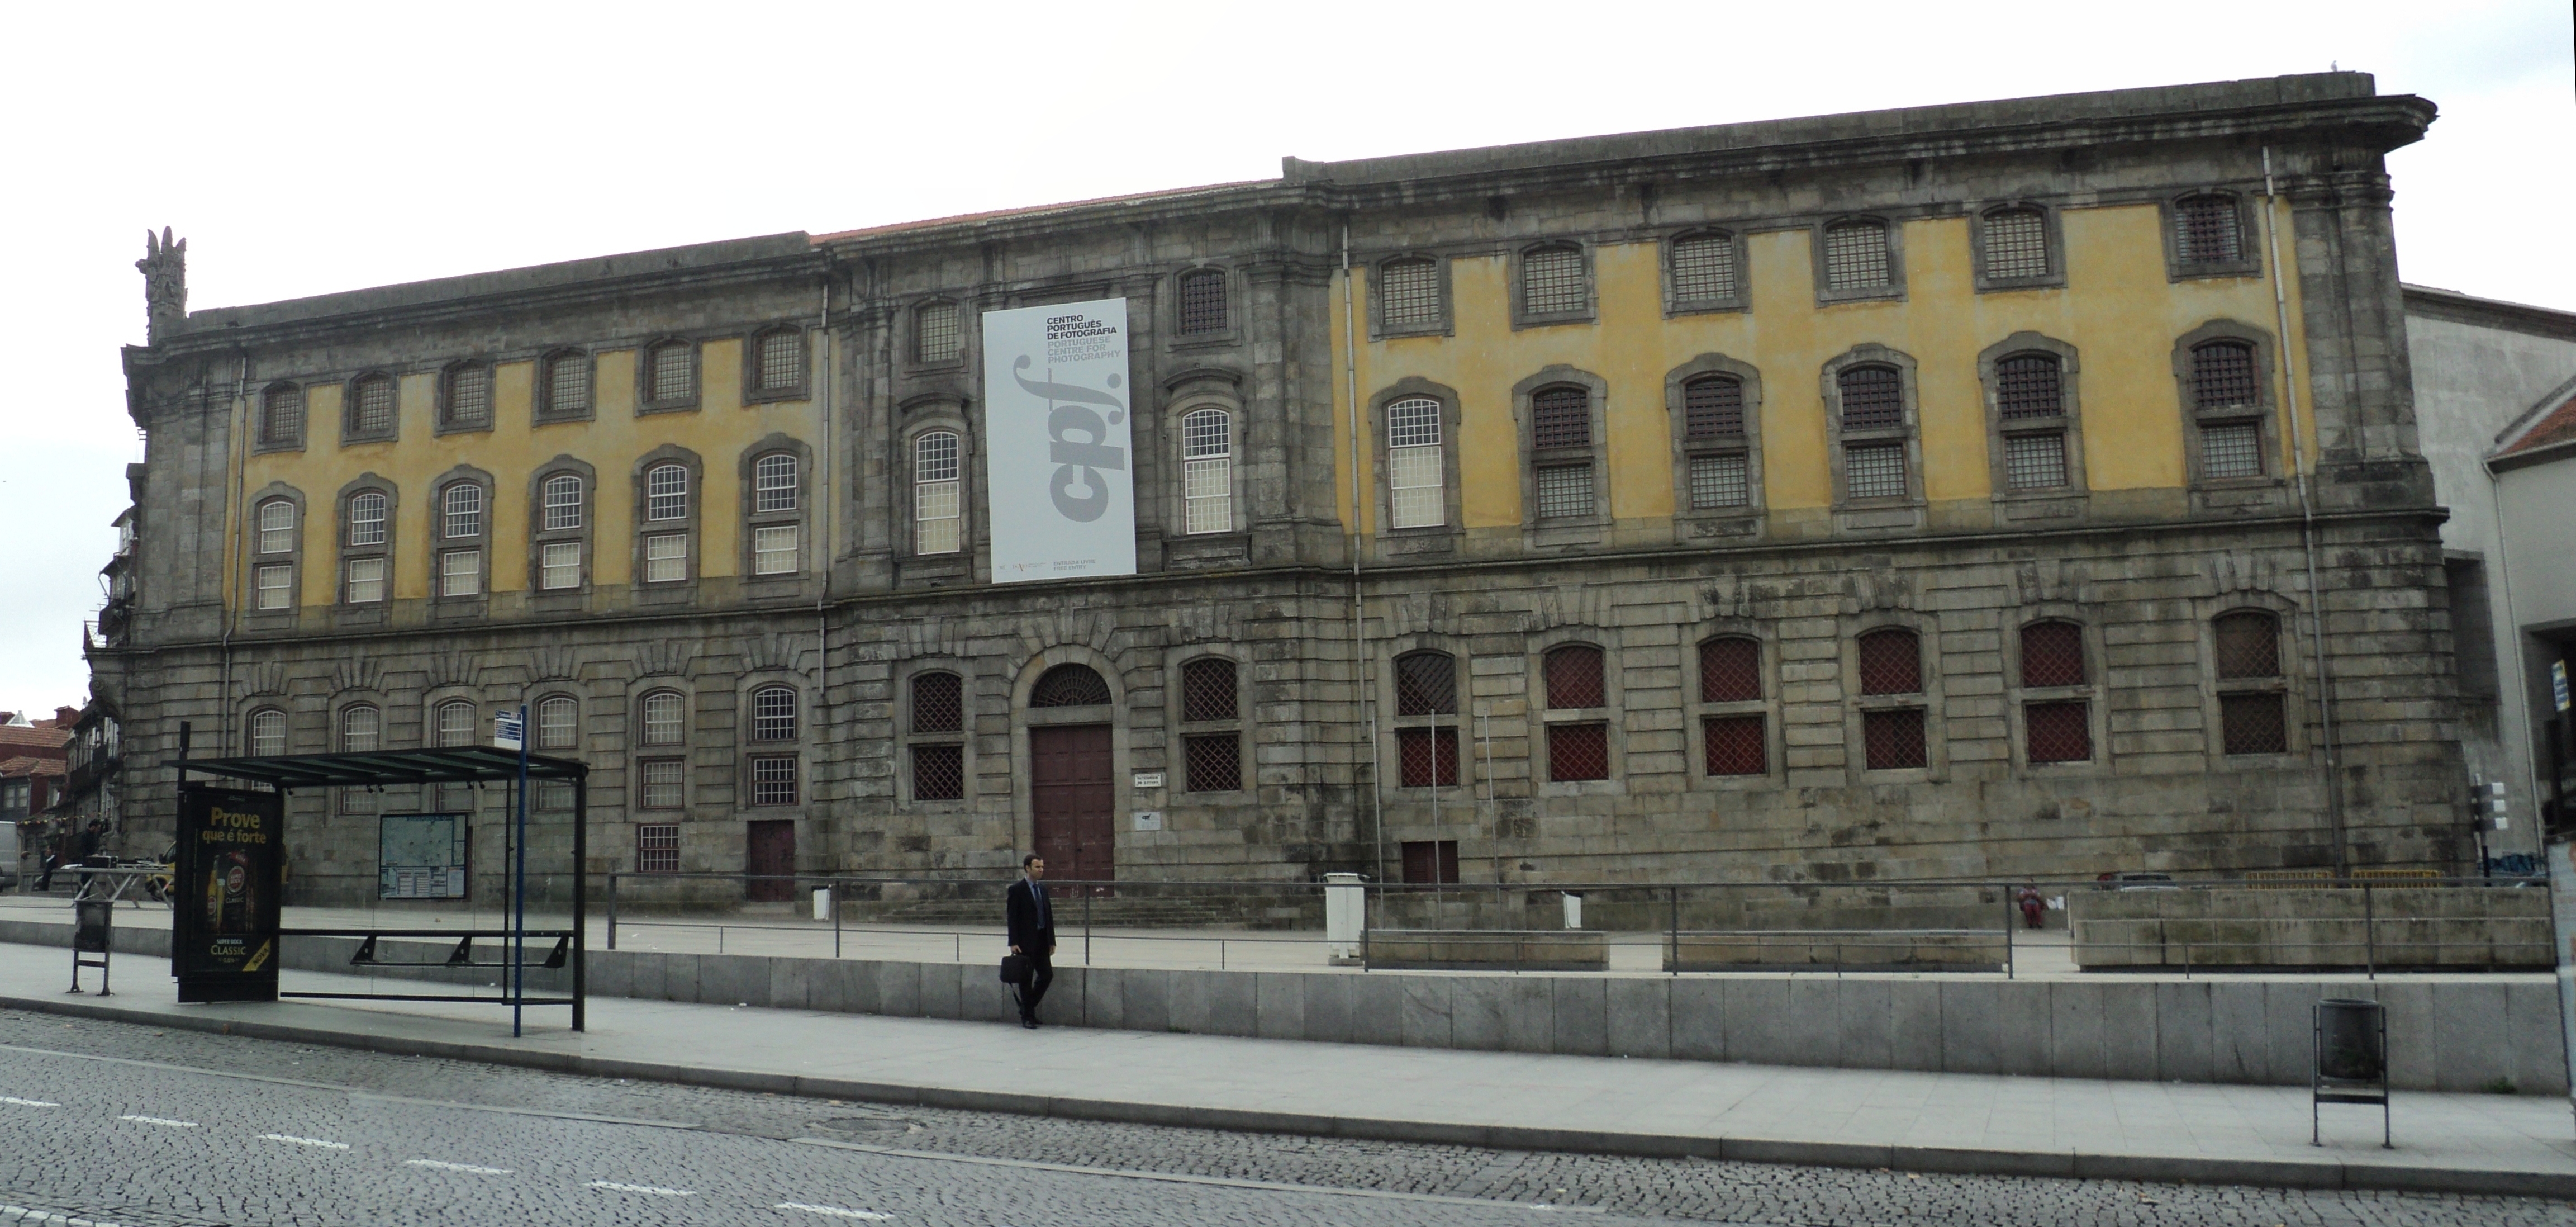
[1027,664,1114,890]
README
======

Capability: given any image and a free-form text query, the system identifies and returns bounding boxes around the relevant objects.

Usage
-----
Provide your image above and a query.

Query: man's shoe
[1020,1017,1037,1029]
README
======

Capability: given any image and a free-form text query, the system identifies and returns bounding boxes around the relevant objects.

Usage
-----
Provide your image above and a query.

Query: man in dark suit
[1005,854,1056,1028]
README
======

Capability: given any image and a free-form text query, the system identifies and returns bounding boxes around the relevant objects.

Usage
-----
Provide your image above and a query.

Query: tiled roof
[2497,392,2576,459]
[0,756,65,779]
[0,725,69,752]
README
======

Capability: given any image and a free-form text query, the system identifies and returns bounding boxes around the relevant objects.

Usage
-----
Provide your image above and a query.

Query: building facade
[96,74,2473,904]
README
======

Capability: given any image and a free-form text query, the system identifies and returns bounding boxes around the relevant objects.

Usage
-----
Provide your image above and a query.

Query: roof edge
[2405,284,2576,343]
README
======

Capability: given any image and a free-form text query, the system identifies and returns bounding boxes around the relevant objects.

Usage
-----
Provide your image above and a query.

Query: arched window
[914,432,961,555]
[1180,658,1235,723]
[1981,207,2050,280]
[341,704,381,751]
[1697,637,1765,777]
[911,672,963,733]
[1544,644,1605,709]
[1392,650,1458,788]
[1837,364,1908,501]
[1699,637,1761,703]
[257,498,297,555]
[248,709,287,757]
[1682,375,1750,510]
[1029,664,1110,708]
[644,339,697,409]
[1176,268,1227,335]
[1531,385,1595,520]
[751,327,804,395]
[1520,244,1586,316]
[253,497,297,611]
[1386,397,1444,529]
[1670,231,1739,304]
[535,472,586,591]
[1822,219,1891,291]
[2191,340,2264,479]
[915,301,962,365]
[348,492,387,547]
[754,454,799,513]
[750,686,799,742]
[1178,658,1241,792]
[1855,628,1926,771]
[443,484,483,539]
[540,349,591,420]
[2019,621,2091,764]
[1379,257,1441,329]
[2213,610,2288,755]
[2173,194,2243,267]
[1996,353,2069,491]
[1839,366,1904,430]
[432,699,476,748]
[1857,628,1921,695]
[909,671,965,803]
[440,362,492,429]
[346,373,396,439]
[542,475,584,530]
[645,465,688,522]
[748,451,801,577]
[1181,408,1232,534]
[1542,644,1608,782]
[260,383,305,448]
[344,490,388,605]
[1394,651,1456,717]
[640,691,685,746]
[536,695,578,750]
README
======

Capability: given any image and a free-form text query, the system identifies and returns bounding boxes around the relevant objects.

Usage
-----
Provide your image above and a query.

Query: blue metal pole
[513,703,529,1037]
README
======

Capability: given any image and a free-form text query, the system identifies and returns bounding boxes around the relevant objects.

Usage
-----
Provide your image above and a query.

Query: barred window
[914,431,961,555]
[753,525,797,576]
[639,760,684,809]
[643,533,687,583]
[912,672,963,733]
[1983,209,2050,279]
[1398,727,1458,787]
[434,699,476,748]
[1181,658,1237,723]
[750,686,797,742]
[2005,432,2069,490]
[912,744,964,801]
[348,374,396,436]
[255,563,292,610]
[1671,233,1738,302]
[543,350,591,418]
[636,823,681,872]
[536,695,578,750]
[260,385,304,446]
[1996,354,2062,419]
[1177,269,1227,335]
[440,549,481,598]
[258,498,296,554]
[1030,664,1110,708]
[2191,342,2259,410]
[1862,708,1928,770]
[1683,375,1744,439]
[1183,733,1239,792]
[647,340,696,405]
[1386,397,1444,530]
[249,708,287,757]
[645,465,689,522]
[2201,422,2263,479]
[1532,386,1590,448]
[1703,715,1766,776]
[1522,245,1586,315]
[916,302,962,364]
[542,475,584,530]
[443,363,492,428]
[2020,622,2087,688]
[348,492,387,547]
[1838,366,1904,430]
[1823,220,1891,291]
[341,704,381,752]
[345,557,386,604]
[1857,628,1921,695]
[1547,723,1609,781]
[443,484,483,539]
[749,755,797,806]
[754,328,804,392]
[540,541,581,590]
[2026,700,2092,763]
[641,691,685,746]
[2220,693,2288,755]
[1380,258,1440,328]
[754,453,798,513]
[1845,443,1907,500]
[1535,463,1593,519]
[1689,453,1748,510]
[1182,408,1232,534]
[2174,195,2243,266]
[1544,643,1605,710]
[2214,612,2281,679]
[1394,651,1456,717]
[1699,637,1762,703]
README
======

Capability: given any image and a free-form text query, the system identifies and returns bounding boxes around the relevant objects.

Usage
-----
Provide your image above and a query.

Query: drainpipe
[1343,225,1384,884]
[2263,147,2346,874]
[815,274,834,871]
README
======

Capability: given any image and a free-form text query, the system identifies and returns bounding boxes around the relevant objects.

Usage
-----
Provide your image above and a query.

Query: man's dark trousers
[1005,877,1057,1022]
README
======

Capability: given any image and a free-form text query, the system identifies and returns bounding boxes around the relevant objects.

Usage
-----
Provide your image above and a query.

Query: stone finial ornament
[137,227,187,345]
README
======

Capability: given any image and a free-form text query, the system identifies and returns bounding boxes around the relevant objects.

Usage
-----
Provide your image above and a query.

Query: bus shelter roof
[169,747,586,789]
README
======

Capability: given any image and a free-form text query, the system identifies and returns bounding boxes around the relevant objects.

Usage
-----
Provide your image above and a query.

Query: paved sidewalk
[1,940,2568,1199]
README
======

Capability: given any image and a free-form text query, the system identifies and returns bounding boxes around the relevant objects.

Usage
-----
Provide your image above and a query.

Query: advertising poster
[379,812,469,900]
[172,784,284,1003]
[980,298,1138,583]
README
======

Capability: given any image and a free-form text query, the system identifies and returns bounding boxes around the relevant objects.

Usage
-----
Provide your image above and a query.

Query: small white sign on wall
[1133,811,1163,832]
[1131,772,1165,789]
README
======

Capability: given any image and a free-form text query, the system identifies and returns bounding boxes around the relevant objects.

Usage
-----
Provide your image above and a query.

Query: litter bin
[2312,997,2390,1147]
[1325,873,1363,965]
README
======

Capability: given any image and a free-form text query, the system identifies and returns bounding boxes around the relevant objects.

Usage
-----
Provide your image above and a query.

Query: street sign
[492,710,524,751]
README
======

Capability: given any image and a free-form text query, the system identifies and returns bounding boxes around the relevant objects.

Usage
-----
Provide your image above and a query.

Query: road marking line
[406,1159,511,1174]
[0,1044,697,1130]
[776,1205,893,1221]
[116,1115,197,1127]
[0,1097,61,1107]
[2,1202,129,1226]
[588,1181,693,1197]
[259,1133,350,1149]
[790,1138,1605,1214]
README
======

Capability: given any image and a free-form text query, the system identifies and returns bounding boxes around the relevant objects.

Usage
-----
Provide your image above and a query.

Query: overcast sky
[2,1,2569,712]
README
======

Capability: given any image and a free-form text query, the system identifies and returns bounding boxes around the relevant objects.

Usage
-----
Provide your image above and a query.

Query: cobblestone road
[2,1011,2570,1226]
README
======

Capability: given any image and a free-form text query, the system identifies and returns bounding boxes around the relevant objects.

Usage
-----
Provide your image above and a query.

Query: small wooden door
[745,819,796,902]
[1030,724,1114,892]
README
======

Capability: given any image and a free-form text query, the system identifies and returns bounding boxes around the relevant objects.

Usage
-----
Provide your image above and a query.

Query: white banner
[981,298,1137,583]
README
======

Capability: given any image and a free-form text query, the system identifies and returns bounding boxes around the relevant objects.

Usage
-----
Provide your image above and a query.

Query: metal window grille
[1838,366,1904,430]
[1823,221,1891,290]
[1689,453,1748,510]
[1548,723,1609,781]
[262,386,304,445]
[440,549,481,597]
[1030,664,1110,708]
[2220,692,2288,755]
[2025,700,2092,763]
[536,697,577,750]
[1536,463,1593,519]
[912,744,964,801]
[258,499,296,554]
[1184,409,1232,534]
[911,672,963,733]
[754,525,798,575]
[1699,637,1762,703]
[1671,233,1738,301]
[1544,643,1605,709]
[2214,612,2281,679]
[756,329,804,391]
[750,755,797,806]
[1845,443,1907,500]
[915,431,961,555]
[546,353,590,416]
[1522,247,1586,315]
[255,564,292,610]
[350,376,395,435]
[644,533,687,583]
[640,761,685,809]
[1184,733,1240,792]
[1177,269,1228,334]
[1703,714,1766,776]
[345,557,385,604]
[1857,629,1922,695]
[1387,397,1444,529]
[341,705,381,752]
[1983,210,2049,279]
[2175,195,2242,265]
[649,343,695,404]
[249,709,287,757]
[2191,342,2259,409]
[1380,258,1441,326]
[1394,652,1456,717]
[752,686,798,742]
[1181,658,1237,723]
[2019,622,2087,688]
[2201,422,2263,479]
[916,302,962,364]
[1397,727,1458,787]
[637,823,681,872]
[754,453,799,513]
[641,693,685,746]
[1995,354,2062,419]
[1531,387,1590,449]
[434,700,475,748]
[443,484,483,539]
[2005,432,2069,490]
[349,493,387,547]
[1861,708,1927,770]
[1401,840,1461,885]
[530,477,578,534]
[647,465,689,521]
[444,365,491,427]
[1683,375,1743,439]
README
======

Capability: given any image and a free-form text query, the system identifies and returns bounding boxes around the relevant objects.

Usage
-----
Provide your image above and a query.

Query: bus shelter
[169,745,588,1032]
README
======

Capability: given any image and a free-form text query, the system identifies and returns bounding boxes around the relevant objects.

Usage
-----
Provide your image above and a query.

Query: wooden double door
[1030,724,1114,892]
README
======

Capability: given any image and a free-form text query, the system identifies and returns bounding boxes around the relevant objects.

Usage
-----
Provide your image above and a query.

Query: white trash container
[1325,872,1363,964]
